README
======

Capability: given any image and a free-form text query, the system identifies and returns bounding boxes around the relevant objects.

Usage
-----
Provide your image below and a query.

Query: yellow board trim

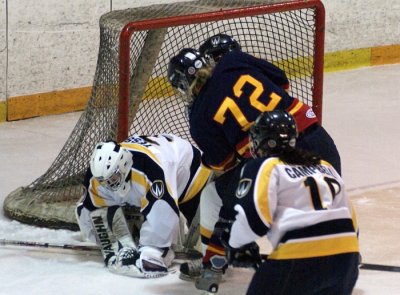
[324,48,372,73]
[7,86,91,121]
[0,101,6,122]
[371,44,400,65]
[1,44,398,123]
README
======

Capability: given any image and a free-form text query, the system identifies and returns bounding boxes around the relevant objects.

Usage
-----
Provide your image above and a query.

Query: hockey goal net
[4,0,325,230]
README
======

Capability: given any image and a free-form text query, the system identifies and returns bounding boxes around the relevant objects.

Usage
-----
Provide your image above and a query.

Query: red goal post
[4,0,326,230]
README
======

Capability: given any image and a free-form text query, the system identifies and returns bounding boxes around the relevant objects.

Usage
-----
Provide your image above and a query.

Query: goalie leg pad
[90,206,138,268]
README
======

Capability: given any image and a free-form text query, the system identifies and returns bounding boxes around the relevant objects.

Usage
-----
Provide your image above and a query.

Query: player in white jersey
[76,134,211,278]
[220,110,359,295]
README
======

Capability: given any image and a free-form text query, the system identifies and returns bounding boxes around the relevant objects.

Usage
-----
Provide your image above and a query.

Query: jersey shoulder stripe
[121,142,161,167]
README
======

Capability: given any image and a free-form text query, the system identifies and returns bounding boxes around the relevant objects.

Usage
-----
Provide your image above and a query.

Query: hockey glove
[224,242,262,269]
[136,246,175,278]
[108,247,146,278]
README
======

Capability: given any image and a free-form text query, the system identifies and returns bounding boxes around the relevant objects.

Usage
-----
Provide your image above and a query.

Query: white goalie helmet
[90,141,133,196]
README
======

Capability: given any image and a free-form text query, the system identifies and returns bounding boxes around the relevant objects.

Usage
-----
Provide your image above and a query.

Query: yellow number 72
[213,74,282,131]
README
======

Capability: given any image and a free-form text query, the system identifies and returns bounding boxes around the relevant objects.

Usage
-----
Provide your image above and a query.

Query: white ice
[1,64,400,295]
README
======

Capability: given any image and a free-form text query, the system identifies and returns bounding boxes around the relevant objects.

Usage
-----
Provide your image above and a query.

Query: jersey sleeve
[127,149,181,247]
[229,158,279,248]
[190,121,238,171]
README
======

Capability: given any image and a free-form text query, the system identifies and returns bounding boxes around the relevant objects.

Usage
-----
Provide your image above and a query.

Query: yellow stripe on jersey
[209,153,236,171]
[131,170,150,190]
[180,166,212,204]
[255,158,280,225]
[237,142,250,156]
[90,179,107,207]
[288,100,303,115]
[200,225,213,240]
[141,196,149,209]
[207,244,226,256]
[268,234,359,260]
[131,169,151,210]
[121,143,161,166]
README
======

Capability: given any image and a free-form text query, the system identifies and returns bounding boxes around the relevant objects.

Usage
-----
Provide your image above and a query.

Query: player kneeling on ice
[76,134,211,278]
[222,110,359,295]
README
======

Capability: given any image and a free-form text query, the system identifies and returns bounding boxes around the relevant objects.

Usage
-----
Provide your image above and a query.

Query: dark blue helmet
[199,33,241,63]
[168,48,208,94]
[250,110,298,158]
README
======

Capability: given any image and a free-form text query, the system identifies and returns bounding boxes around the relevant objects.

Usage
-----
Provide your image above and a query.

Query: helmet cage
[97,168,124,191]
[168,48,208,96]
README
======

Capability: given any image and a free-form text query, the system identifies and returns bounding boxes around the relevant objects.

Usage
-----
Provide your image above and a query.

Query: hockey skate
[179,258,203,281]
[195,265,223,293]
[194,255,227,293]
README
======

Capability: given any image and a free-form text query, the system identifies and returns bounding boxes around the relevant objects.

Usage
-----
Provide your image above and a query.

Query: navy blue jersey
[189,50,318,171]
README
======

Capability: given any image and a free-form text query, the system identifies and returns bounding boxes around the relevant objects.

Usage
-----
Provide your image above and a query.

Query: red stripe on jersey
[287,98,319,132]
[282,83,290,91]
[235,136,252,159]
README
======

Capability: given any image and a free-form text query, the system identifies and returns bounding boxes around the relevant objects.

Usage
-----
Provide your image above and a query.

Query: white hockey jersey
[76,134,211,248]
[229,157,359,260]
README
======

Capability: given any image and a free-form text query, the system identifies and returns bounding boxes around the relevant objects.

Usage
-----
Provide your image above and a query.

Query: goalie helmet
[199,33,241,63]
[90,141,133,196]
[168,48,208,95]
[249,110,298,158]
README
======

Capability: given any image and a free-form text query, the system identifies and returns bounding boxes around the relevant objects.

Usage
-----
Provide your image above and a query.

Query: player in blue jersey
[223,110,359,295]
[168,35,341,292]
[199,33,290,92]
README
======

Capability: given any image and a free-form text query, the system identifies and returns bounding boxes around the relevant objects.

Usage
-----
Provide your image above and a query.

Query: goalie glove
[136,245,175,278]
[108,247,145,278]
[108,246,175,278]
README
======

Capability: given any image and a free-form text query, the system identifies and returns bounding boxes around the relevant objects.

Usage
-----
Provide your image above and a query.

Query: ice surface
[1,65,400,295]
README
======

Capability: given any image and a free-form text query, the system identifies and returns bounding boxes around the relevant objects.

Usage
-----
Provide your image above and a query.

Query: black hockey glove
[213,219,234,242]
[224,242,262,269]
[217,221,262,269]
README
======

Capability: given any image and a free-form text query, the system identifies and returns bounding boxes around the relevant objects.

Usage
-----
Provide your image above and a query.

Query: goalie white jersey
[77,134,211,248]
[229,157,359,259]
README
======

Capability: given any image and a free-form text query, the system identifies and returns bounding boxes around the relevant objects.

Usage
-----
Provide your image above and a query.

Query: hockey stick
[360,263,400,272]
[183,204,200,250]
[0,238,100,253]
[11,239,396,271]
[0,238,202,260]
[259,253,400,273]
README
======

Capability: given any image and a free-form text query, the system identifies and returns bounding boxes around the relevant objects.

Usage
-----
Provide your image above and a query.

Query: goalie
[76,134,211,278]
